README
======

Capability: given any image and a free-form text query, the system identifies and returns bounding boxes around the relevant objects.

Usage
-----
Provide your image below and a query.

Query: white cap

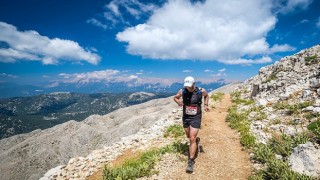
[184,76,195,87]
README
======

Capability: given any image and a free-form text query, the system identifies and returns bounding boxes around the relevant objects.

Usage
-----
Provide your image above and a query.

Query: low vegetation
[228,91,314,180]
[266,73,278,82]
[273,101,314,115]
[103,125,188,179]
[304,55,318,65]
[210,92,224,102]
[307,120,320,143]
[226,105,256,148]
[164,124,185,138]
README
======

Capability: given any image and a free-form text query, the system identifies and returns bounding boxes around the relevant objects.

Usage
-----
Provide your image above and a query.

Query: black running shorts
[182,117,201,129]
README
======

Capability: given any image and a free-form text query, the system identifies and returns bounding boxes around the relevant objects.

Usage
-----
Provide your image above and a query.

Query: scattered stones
[236,44,320,177]
[40,108,182,180]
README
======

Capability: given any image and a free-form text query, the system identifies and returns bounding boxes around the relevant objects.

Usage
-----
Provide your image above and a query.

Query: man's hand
[177,101,183,107]
[204,105,210,112]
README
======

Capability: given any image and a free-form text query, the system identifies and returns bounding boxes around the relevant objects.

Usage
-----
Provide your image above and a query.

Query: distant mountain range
[0,80,227,98]
[0,80,226,139]
[0,91,173,139]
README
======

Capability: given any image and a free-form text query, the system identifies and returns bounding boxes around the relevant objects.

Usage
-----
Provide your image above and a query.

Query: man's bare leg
[188,126,199,160]
[185,126,199,173]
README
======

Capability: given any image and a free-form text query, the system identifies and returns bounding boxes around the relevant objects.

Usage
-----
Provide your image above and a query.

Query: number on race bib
[186,106,197,115]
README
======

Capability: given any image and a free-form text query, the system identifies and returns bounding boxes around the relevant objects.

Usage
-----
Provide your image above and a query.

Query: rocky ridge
[236,44,320,177]
[40,108,182,180]
[0,96,178,180]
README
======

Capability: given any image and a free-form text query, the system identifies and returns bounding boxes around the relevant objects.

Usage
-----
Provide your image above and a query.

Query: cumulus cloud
[0,22,101,64]
[182,70,192,73]
[117,0,296,65]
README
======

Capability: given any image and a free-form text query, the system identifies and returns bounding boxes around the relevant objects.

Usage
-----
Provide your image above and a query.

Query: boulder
[289,142,320,177]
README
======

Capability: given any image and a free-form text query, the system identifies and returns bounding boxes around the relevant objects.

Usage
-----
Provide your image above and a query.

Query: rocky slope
[0,95,178,180]
[0,91,171,139]
[236,44,320,177]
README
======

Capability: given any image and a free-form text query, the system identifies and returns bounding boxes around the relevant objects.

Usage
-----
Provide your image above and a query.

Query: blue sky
[0,0,319,87]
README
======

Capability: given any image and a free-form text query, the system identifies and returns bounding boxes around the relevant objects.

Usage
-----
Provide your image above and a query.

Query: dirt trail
[88,94,252,180]
[166,94,252,179]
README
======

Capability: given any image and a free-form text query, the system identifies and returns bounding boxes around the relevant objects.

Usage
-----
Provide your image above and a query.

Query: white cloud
[103,0,158,25]
[218,68,226,72]
[54,69,234,87]
[129,75,138,79]
[204,69,213,73]
[300,19,309,24]
[0,73,18,78]
[87,18,108,30]
[56,69,178,86]
[210,68,227,77]
[182,70,192,73]
[269,44,296,53]
[222,56,272,65]
[117,0,294,65]
[278,0,313,14]
[107,1,121,16]
[58,69,120,83]
[0,22,101,64]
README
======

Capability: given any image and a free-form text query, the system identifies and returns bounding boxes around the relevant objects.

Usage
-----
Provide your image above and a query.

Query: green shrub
[273,101,313,115]
[210,92,224,102]
[103,141,189,180]
[273,101,290,110]
[229,92,313,180]
[304,112,318,120]
[287,101,314,115]
[103,149,161,180]
[240,132,256,148]
[307,120,320,131]
[231,91,241,99]
[253,144,274,163]
[249,170,265,180]
[249,133,311,180]
[269,133,309,158]
[246,106,267,121]
[226,105,255,148]
[307,120,320,142]
[164,124,184,138]
[305,55,318,65]
[266,73,277,82]
[263,159,312,180]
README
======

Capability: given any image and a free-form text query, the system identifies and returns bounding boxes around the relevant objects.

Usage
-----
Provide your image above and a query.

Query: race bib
[186,106,197,115]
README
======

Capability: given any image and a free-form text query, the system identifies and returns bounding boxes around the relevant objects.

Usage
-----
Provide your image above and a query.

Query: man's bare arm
[202,88,210,111]
[173,89,183,106]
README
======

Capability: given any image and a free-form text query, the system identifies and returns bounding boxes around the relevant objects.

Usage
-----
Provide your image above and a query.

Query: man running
[173,76,210,173]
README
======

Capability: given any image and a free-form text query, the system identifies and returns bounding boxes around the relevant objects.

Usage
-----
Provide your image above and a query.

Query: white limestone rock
[289,142,320,177]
